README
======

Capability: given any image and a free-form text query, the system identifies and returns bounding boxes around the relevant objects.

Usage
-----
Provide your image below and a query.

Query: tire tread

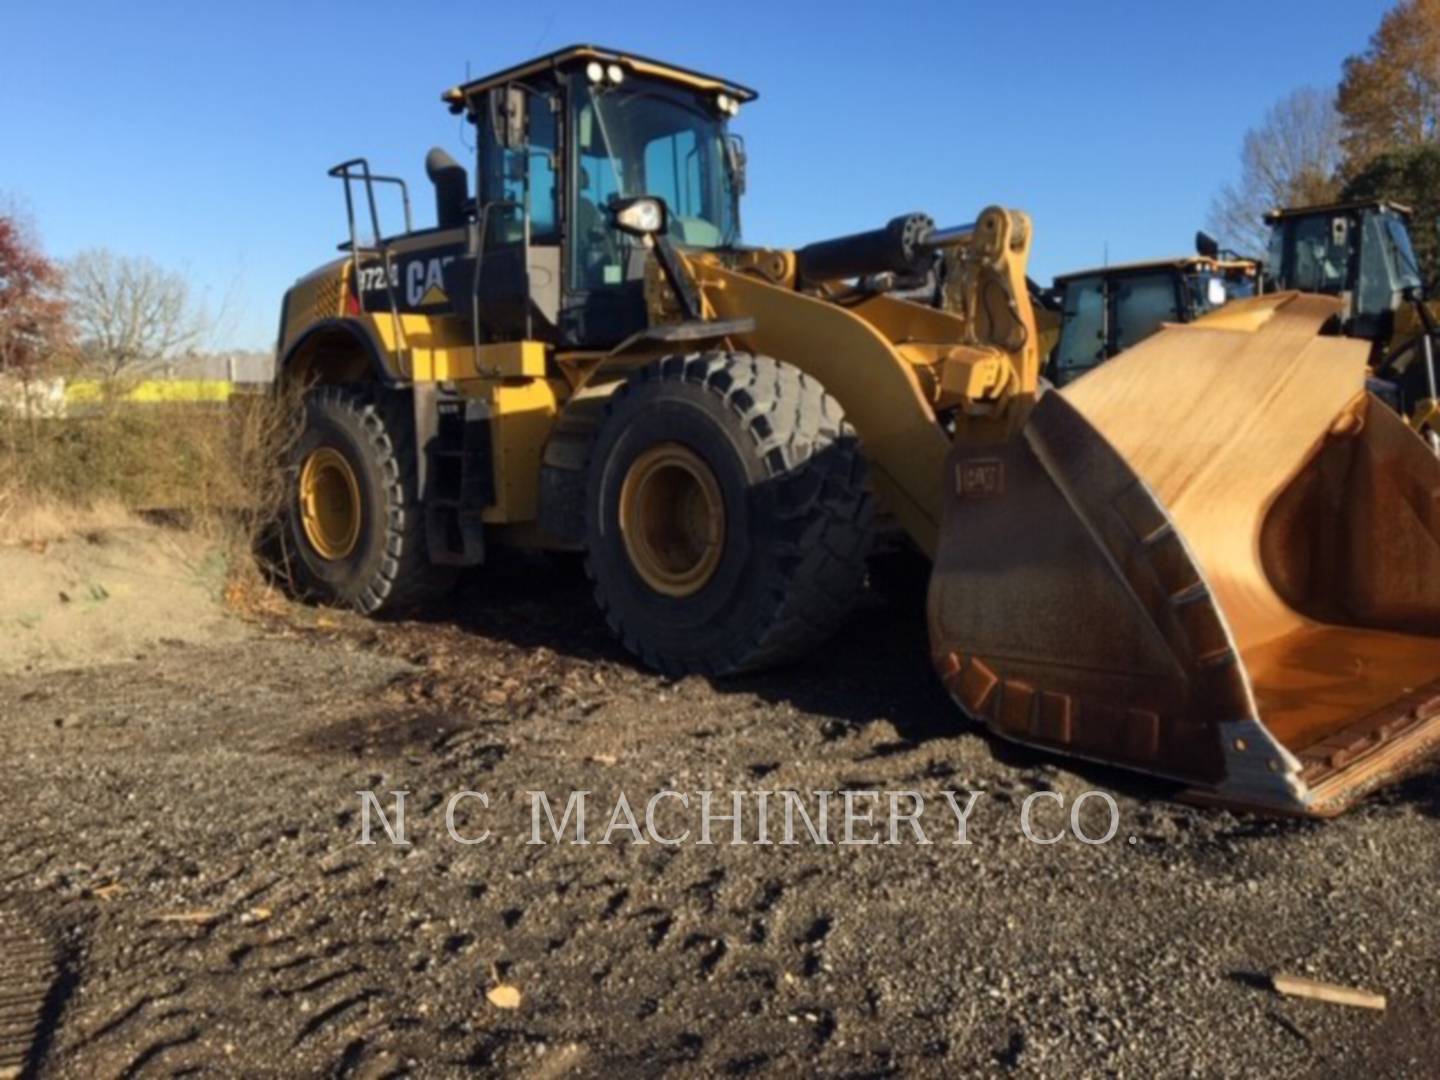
[292,385,453,616]
[586,351,875,676]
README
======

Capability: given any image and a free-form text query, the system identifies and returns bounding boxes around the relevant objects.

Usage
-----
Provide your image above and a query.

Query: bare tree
[65,248,206,378]
[1206,88,1344,256]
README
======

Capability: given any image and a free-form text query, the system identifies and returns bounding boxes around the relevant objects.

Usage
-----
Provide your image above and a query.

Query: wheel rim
[619,442,726,598]
[298,447,362,561]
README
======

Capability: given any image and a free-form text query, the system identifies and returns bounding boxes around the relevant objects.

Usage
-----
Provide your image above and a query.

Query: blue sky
[2,0,1393,348]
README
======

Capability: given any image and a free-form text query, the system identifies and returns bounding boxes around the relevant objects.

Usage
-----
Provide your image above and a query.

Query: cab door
[469,85,563,340]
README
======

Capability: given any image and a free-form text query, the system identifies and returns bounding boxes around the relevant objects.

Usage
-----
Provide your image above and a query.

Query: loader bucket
[928,293,1440,815]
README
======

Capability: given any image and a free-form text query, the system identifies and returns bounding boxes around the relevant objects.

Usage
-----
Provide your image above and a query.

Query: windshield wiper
[589,93,631,201]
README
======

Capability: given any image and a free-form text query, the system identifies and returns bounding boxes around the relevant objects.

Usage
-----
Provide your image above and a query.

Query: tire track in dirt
[0,905,71,1078]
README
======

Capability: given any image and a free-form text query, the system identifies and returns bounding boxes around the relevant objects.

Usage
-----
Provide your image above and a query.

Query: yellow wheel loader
[275,45,1440,816]
[1046,246,1260,387]
[1045,202,1440,446]
[1265,201,1440,449]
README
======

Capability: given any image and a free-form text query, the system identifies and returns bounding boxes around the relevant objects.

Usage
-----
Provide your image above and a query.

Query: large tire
[585,352,874,676]
[281,385,453,615]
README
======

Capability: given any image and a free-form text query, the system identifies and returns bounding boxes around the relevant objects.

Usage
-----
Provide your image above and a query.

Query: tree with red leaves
[0,210,69,381]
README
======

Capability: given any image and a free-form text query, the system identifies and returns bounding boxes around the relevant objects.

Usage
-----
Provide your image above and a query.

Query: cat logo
[405,255,455,308]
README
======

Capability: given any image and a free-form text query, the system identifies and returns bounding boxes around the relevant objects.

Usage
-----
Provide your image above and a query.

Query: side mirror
[615,195,700,320]
[1195,230,1220,259]
[611,195,668,238]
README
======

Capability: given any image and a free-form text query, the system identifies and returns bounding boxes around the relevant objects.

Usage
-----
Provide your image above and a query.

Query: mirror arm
[651,235,703,321]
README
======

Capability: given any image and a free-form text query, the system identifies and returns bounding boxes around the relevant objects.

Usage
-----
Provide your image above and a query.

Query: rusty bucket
[928,294,1440,815]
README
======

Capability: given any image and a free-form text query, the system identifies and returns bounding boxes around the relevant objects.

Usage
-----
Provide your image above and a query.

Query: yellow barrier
[63,379,235,405]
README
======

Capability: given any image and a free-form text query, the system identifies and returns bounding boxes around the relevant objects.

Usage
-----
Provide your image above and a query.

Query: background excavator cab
[1265,201,1439,441]
[1048,250,1260,386]
[1264,200,1423,341]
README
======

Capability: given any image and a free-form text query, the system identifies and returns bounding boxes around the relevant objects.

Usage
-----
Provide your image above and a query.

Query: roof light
[606,63,625,84]
[586,61,605,83]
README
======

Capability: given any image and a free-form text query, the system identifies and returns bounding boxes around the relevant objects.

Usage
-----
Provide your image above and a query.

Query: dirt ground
[0,523,243,675]
[1,523,1437,1078]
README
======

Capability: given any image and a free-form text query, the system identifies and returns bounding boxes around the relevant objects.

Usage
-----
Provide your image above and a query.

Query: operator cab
[439,45,753,349]
[1265,200,1424,343]
[1048,246,1259,387]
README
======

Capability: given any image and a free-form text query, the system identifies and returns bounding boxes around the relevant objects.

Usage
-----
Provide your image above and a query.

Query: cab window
[569,79,740,290]
[1357,211,1398,320]
[1187,271,1254,317]
[478,90,559,245]
[1113,273,1181,352]
[1383,214,1423,293]
[1282,215,1350,294]
[1054,275,1106,380]
[571,89,631,289]
[644,128,718,246]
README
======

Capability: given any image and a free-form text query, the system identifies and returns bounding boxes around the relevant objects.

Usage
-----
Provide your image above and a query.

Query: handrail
[328,158,412,373]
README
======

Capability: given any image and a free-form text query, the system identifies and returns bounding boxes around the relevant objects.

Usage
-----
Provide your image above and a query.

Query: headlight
[613,197,667,237]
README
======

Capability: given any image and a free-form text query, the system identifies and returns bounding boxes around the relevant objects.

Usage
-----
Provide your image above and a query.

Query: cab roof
[441,45,758,111]
[1053,255,1259,285]
[1264,199,1412,223]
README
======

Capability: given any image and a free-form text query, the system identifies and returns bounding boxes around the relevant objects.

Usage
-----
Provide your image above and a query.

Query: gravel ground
[1,549,1437,1077]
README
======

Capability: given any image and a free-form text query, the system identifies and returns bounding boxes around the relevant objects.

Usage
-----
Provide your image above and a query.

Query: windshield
[1269,214,1351,294]
[1383,213,1424,292]
[573,80,739,265]
[1186,270,1255,315]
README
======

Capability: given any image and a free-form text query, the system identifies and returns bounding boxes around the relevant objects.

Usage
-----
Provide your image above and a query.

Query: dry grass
[0,387,300,590]
[0,493,137,546]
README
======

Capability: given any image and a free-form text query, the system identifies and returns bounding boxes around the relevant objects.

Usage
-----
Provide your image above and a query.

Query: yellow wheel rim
[298,447,362,561]
[619,442,726,598]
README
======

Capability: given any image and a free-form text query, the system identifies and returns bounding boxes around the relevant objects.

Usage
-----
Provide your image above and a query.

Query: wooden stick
[1272,973,1386,1010]
[153,910,221,925]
